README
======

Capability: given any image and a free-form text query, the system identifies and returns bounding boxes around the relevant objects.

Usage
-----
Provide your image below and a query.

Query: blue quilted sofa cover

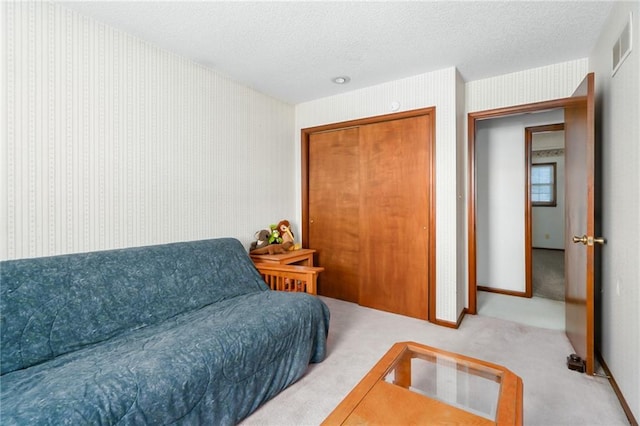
[0,238,330,425]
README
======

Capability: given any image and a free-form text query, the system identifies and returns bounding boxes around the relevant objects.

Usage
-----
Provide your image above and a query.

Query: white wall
[532,131,565,250]
[1,2,296,260]
[589,1,640,420]
[295,67,461,323]
[475,110,563,292]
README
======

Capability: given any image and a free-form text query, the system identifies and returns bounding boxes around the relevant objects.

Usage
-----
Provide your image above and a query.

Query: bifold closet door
[358,115,430,319]
[308,128,360,302]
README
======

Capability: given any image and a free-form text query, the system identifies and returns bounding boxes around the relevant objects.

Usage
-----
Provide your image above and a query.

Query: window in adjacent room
[531,162,557,206]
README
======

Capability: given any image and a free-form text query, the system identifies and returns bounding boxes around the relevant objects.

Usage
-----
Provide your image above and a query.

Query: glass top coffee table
[322,341,523,425]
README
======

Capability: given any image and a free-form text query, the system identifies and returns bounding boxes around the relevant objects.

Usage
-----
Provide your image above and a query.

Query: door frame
[525,123,565,298]
[301,107,438,323]
[467,98,584,314]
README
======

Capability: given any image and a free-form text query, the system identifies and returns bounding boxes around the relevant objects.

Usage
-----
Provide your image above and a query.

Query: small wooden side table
[250,248,316,267]
[253,263,323,295]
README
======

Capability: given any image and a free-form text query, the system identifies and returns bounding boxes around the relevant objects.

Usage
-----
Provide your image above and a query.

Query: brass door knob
[572,235,606,246]
[572,235,588,245]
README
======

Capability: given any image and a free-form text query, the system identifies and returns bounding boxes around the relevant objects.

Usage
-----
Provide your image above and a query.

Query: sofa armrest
[253,263,324,295]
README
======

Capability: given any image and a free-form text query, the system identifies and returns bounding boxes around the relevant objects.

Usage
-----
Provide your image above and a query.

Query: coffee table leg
[394,353,412,388]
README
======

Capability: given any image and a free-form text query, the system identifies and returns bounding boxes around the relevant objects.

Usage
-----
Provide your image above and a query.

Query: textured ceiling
[58,1,614,104]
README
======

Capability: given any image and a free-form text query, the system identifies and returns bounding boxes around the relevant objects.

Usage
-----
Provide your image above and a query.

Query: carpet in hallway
[533,248,564,301]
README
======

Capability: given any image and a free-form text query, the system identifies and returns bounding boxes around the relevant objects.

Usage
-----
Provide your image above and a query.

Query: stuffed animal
[250,220,300,254]
[250,229,288,254]
[250,242,288,255]
[250,230,271,252]
[277,220,295,251]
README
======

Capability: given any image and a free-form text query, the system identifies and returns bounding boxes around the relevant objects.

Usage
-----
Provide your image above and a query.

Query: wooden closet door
[308,128,360,302]
[358,115,430,319]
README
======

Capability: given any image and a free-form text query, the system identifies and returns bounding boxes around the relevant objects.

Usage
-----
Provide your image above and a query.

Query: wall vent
[612,12,633,76]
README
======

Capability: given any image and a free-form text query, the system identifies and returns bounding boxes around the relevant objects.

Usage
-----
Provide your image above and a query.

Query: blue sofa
[0,238,330,425]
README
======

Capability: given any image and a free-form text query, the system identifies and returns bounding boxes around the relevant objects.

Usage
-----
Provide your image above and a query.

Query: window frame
[531,162,557,207]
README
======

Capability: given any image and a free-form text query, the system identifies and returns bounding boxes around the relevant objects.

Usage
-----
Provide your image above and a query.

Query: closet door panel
[308,128,360,302]
[358,115,430,319]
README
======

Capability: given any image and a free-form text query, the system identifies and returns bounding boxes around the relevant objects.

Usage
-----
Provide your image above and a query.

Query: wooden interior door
[308,128,360,302]
[564,72,597,374]
[358,115,431,319]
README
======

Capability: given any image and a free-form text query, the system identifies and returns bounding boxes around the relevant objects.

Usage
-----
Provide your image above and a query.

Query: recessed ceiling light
[332,76,351,84]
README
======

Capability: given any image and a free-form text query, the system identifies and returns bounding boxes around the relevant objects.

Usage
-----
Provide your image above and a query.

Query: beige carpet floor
[533,248,565,301]
[241,296,627,426]
[478,290,565,330]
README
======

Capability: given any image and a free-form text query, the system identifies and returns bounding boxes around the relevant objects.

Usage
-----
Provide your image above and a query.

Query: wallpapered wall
[589,1,640,420]
[1,2,296,260]
[465,59,589,113]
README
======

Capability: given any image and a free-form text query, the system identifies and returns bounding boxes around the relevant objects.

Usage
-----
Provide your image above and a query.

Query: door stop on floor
[567,353,586,373]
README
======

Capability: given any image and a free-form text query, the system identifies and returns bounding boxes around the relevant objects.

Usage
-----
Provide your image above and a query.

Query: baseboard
[477,286,528,298]
[431,308,466,329]
[532,247,565,251]
[597,351,638,426]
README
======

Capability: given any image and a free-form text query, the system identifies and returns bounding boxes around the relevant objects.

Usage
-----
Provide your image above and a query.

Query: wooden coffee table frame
[322,341,523,425]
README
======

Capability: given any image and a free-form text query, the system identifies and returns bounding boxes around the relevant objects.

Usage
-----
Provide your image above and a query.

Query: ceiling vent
[612,12,633,76]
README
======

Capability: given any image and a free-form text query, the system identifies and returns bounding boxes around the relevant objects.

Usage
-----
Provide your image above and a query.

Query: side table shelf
[250,248,316,267]
[254,263,323,295]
